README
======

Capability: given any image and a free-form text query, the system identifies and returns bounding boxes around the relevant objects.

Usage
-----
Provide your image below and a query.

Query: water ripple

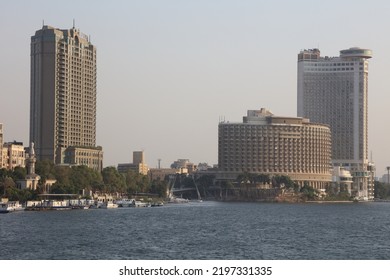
[1,201,389,259]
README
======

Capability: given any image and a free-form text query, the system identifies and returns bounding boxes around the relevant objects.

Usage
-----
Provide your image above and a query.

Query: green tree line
[0,160,169,202]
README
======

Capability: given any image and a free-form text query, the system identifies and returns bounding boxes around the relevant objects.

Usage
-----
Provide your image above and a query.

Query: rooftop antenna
[42,19,44,27]
[158,159,161,169]
[73,19,75,28]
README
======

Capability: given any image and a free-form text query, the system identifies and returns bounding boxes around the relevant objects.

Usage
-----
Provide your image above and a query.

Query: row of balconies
[220,167,329,173]
[220,158,330,163]
[221,149,324,153]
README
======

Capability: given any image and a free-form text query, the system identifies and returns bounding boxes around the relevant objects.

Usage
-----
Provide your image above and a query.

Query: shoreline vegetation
[1,161,390,204]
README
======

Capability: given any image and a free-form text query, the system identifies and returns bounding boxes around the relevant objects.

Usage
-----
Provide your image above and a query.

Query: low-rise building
[170,159,196,173]
[2,141,26,170]
[148,168,181,181]
[332,166,353,194]
[64,146,103,172]
[118,151,148,175]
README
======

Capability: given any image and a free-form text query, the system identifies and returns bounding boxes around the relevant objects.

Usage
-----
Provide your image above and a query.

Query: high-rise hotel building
[297,47,373,199]
[30,25,102,171]
[218,108,332,189]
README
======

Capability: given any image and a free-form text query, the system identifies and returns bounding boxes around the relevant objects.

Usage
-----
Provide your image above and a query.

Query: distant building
[197,163,212,171]
[64,146,103,172]
[30,25,102,166]
[2,141,25,170]
[218,108,332,190]
[148,168,179,181]
[297,47,374,199]
[332,166,353,194]
[118,151,148,175]
[379,173,390,184]
[170,159,196,173]
[133,151,144,165]
[0,123,3,168]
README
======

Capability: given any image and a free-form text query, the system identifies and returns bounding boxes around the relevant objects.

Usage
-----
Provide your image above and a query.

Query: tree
[196,174,215,197]
[12,166,27,180]
[35,160,56,182]
[102,166,125,193]
[149,178,168,198]
[125,170,150,194]
[237,172,254,189]
[300,182,318,200]
[272,175,295,189]
[374,181,390,199]
[221,180,235,199]
[1,176,16,197]
[255,174,271,185]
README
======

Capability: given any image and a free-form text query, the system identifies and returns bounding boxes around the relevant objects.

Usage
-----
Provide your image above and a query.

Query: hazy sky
[1,0,390,176]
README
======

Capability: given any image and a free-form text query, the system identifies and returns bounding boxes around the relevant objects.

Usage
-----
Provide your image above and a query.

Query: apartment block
[30,25,101,169]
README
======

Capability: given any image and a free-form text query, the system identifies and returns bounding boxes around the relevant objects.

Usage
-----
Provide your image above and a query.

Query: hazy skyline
[1,0,390,176]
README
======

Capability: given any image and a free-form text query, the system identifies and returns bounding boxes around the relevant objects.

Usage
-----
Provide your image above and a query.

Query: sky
[1,0,390,176]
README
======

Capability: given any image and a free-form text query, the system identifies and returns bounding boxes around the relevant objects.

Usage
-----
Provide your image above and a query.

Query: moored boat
[151,201,164,207]
[134,200,151,207]
[0,201,25,213]
[100,202,119,209]
[116,198,135,207]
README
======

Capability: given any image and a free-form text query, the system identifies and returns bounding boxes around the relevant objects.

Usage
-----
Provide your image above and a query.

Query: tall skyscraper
[297,47,373,199]
[30,25,102,171]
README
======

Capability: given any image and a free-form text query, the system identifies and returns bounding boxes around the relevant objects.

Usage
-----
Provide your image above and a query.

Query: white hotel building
[297,47,374,199]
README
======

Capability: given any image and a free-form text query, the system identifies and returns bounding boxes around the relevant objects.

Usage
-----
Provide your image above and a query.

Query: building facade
[2,141,26,170]
[64,146,103,172]
[118,151,148,175]
[0,123,3,168]
[297,47,373,199]
[218,108,332,189]
[170,159,197,173]
[30,25,100,167]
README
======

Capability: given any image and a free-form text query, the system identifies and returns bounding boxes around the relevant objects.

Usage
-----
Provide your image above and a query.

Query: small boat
[151,201,164,207]
[116,198,135,207]
[0,202,9,213]
[134,201,151,207]
[100,202,119,209]
[0,201,25,213]
[167,197,189,203]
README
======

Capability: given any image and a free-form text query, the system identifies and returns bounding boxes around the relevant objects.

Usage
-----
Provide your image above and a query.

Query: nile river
[0,201,389,259]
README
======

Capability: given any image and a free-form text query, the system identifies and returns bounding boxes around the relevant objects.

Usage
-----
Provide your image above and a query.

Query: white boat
[0,202,9,213]
[151,201,164,207]
[100,202,118,209]
[0,201,25,213]
[167,197,189,204]
[116,198,135,207]
[134,200,151,207]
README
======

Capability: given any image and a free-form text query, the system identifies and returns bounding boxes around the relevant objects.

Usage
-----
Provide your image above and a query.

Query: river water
[0,201,389,260]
